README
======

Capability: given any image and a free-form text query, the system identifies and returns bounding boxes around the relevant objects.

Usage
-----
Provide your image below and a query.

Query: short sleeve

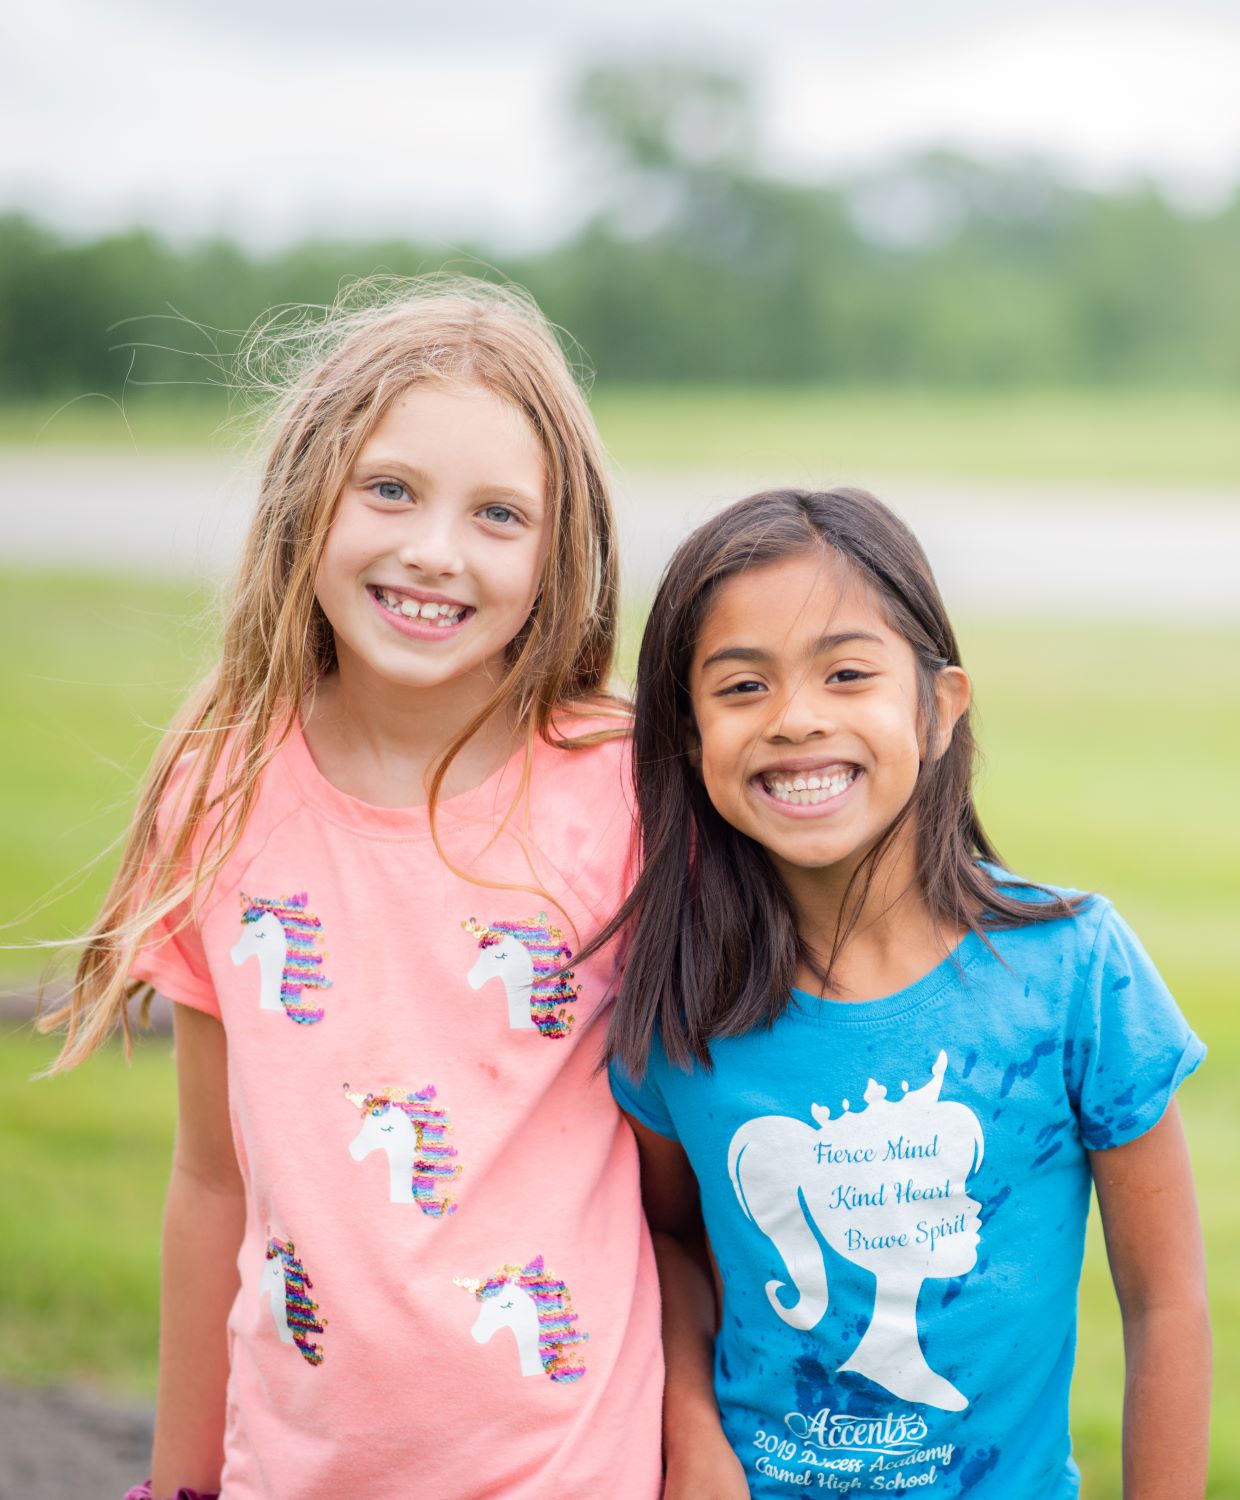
[609,1054,680,1141]
[127,759,220,1019]
[1065,901,1205,1150]
[130,901,218,1018]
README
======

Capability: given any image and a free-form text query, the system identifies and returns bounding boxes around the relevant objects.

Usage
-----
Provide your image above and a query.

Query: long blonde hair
[42,277,624,1070]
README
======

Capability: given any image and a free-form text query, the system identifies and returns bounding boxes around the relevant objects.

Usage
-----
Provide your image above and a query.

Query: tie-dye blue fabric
[611,888,1203,1499]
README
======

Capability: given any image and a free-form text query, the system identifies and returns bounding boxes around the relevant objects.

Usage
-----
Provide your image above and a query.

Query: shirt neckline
[788,929,986,1027]
[281,715,534,841]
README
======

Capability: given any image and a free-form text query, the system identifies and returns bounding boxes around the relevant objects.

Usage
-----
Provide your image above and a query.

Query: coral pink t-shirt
[132,719,663,1500]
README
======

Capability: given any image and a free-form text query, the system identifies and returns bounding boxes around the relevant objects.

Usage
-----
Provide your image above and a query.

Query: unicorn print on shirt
[231,891,331,1023]
[454,1255,588,1382]
[259,1236,326,1365]
[728,1049,984,1411]
[342,1082,461,1214]
[461,914,578,1038]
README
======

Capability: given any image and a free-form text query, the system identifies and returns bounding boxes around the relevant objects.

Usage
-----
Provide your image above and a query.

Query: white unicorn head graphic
[231,891,330,1023]
[342,1082,461,1214]
[453,1255,587,1382]
[461,914,578,1038]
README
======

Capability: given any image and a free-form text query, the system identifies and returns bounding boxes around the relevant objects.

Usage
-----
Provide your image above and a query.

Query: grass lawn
[0,571,218,983]
[1,570,1235,1495]
[3,386,1239,486]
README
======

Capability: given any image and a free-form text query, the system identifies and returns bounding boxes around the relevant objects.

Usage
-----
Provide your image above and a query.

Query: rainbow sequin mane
[266,1237,326,1365]
[466,913,579,1039]
[476,1255,588,1383]
[239,891,331,1023]
[343,1083,461,1215]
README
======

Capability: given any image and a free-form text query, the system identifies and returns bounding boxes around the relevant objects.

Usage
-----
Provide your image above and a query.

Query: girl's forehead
[368,378,535,443]
[697,550,892,650]
[354,378,546,495]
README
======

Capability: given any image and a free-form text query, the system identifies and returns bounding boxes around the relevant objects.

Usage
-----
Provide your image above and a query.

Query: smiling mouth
[758,764,860,807]
[368,585,471,628]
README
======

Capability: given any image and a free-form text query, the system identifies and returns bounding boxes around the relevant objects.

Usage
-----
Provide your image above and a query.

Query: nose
[396,507,464,578]
[767,678,833,744]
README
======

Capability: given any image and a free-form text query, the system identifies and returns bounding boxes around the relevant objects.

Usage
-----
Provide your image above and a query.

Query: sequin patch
[342,1082,462,1215]
[461,912,579,1039]
[265,1237,326,1365]
[454,1254,587,1382]
[236,891,331,1023]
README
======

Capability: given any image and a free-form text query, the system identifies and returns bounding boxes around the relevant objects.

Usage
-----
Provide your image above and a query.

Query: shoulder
[983,862,1103,925]
[520,710,637,918]
[983,867,1171,999]
[978,866,1114,976]
[982,860,1086,905]
[536,706,634,794]
[151,721,300,865]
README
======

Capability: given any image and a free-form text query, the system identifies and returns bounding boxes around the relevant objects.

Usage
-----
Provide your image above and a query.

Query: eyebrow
[699,630,885,672]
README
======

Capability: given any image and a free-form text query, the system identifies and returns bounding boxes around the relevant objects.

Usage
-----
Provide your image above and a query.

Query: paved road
[0,1381,153,1496]
[4,452,1239,617]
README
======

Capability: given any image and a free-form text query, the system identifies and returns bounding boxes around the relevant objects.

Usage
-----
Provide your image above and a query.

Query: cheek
[696,721,754,806]
[315,512,365,596]
[496,535,548,616]
[313,544,340,610]
[314,550,354,625]
[866,700,925,769]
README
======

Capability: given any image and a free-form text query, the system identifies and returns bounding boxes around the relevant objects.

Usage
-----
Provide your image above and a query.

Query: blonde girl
[43,281,662,1500]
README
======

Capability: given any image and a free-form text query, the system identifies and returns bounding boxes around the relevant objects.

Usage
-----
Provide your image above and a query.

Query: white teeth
[377,589,465,626]
[762,768,858,805]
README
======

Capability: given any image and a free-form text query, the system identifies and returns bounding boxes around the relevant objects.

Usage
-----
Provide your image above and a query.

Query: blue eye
[375,480,407,503]
[482,504,517,525]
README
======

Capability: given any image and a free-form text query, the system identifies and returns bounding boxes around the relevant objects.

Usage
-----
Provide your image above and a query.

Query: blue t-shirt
[611,892,1204,1499]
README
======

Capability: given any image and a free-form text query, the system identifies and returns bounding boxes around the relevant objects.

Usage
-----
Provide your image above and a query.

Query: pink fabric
[124,1484,218,1500]
[132,721,662,1500]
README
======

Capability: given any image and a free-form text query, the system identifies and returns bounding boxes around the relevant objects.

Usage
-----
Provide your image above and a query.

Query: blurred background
[1,1,1237,1494]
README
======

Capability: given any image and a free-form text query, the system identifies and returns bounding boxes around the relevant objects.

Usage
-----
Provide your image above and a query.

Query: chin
[770,835,870,873]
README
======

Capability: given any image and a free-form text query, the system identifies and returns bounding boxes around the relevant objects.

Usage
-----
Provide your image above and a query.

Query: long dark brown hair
[601,486,1084,1077]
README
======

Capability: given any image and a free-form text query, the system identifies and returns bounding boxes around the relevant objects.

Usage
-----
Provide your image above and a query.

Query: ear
[926,666,970,762]
[682,717,703,772]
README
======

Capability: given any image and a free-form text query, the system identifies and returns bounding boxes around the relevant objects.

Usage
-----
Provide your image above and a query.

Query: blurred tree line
[2,63,1238,395]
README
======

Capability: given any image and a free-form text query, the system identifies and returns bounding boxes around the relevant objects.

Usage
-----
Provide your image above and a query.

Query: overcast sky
[3,0,1238,250]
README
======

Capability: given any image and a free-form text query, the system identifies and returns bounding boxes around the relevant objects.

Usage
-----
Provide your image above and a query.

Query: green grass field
[4,386,1239,485]
[1,570,1235,1495]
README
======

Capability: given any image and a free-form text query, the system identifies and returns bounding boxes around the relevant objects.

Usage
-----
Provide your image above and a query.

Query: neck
[778,825,964,1002]
[303,653,523,807]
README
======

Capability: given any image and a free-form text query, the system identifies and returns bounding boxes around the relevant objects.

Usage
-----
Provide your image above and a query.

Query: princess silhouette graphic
[728,1049,984,1411]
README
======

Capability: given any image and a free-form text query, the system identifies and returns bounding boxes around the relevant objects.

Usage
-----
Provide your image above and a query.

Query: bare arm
[625,1113,750,1500]
[150,1003,245,1500]
[1090,1100,1211,1500]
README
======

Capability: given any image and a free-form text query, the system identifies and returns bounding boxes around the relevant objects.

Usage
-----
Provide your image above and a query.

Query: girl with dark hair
[606,488,1210,1497]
